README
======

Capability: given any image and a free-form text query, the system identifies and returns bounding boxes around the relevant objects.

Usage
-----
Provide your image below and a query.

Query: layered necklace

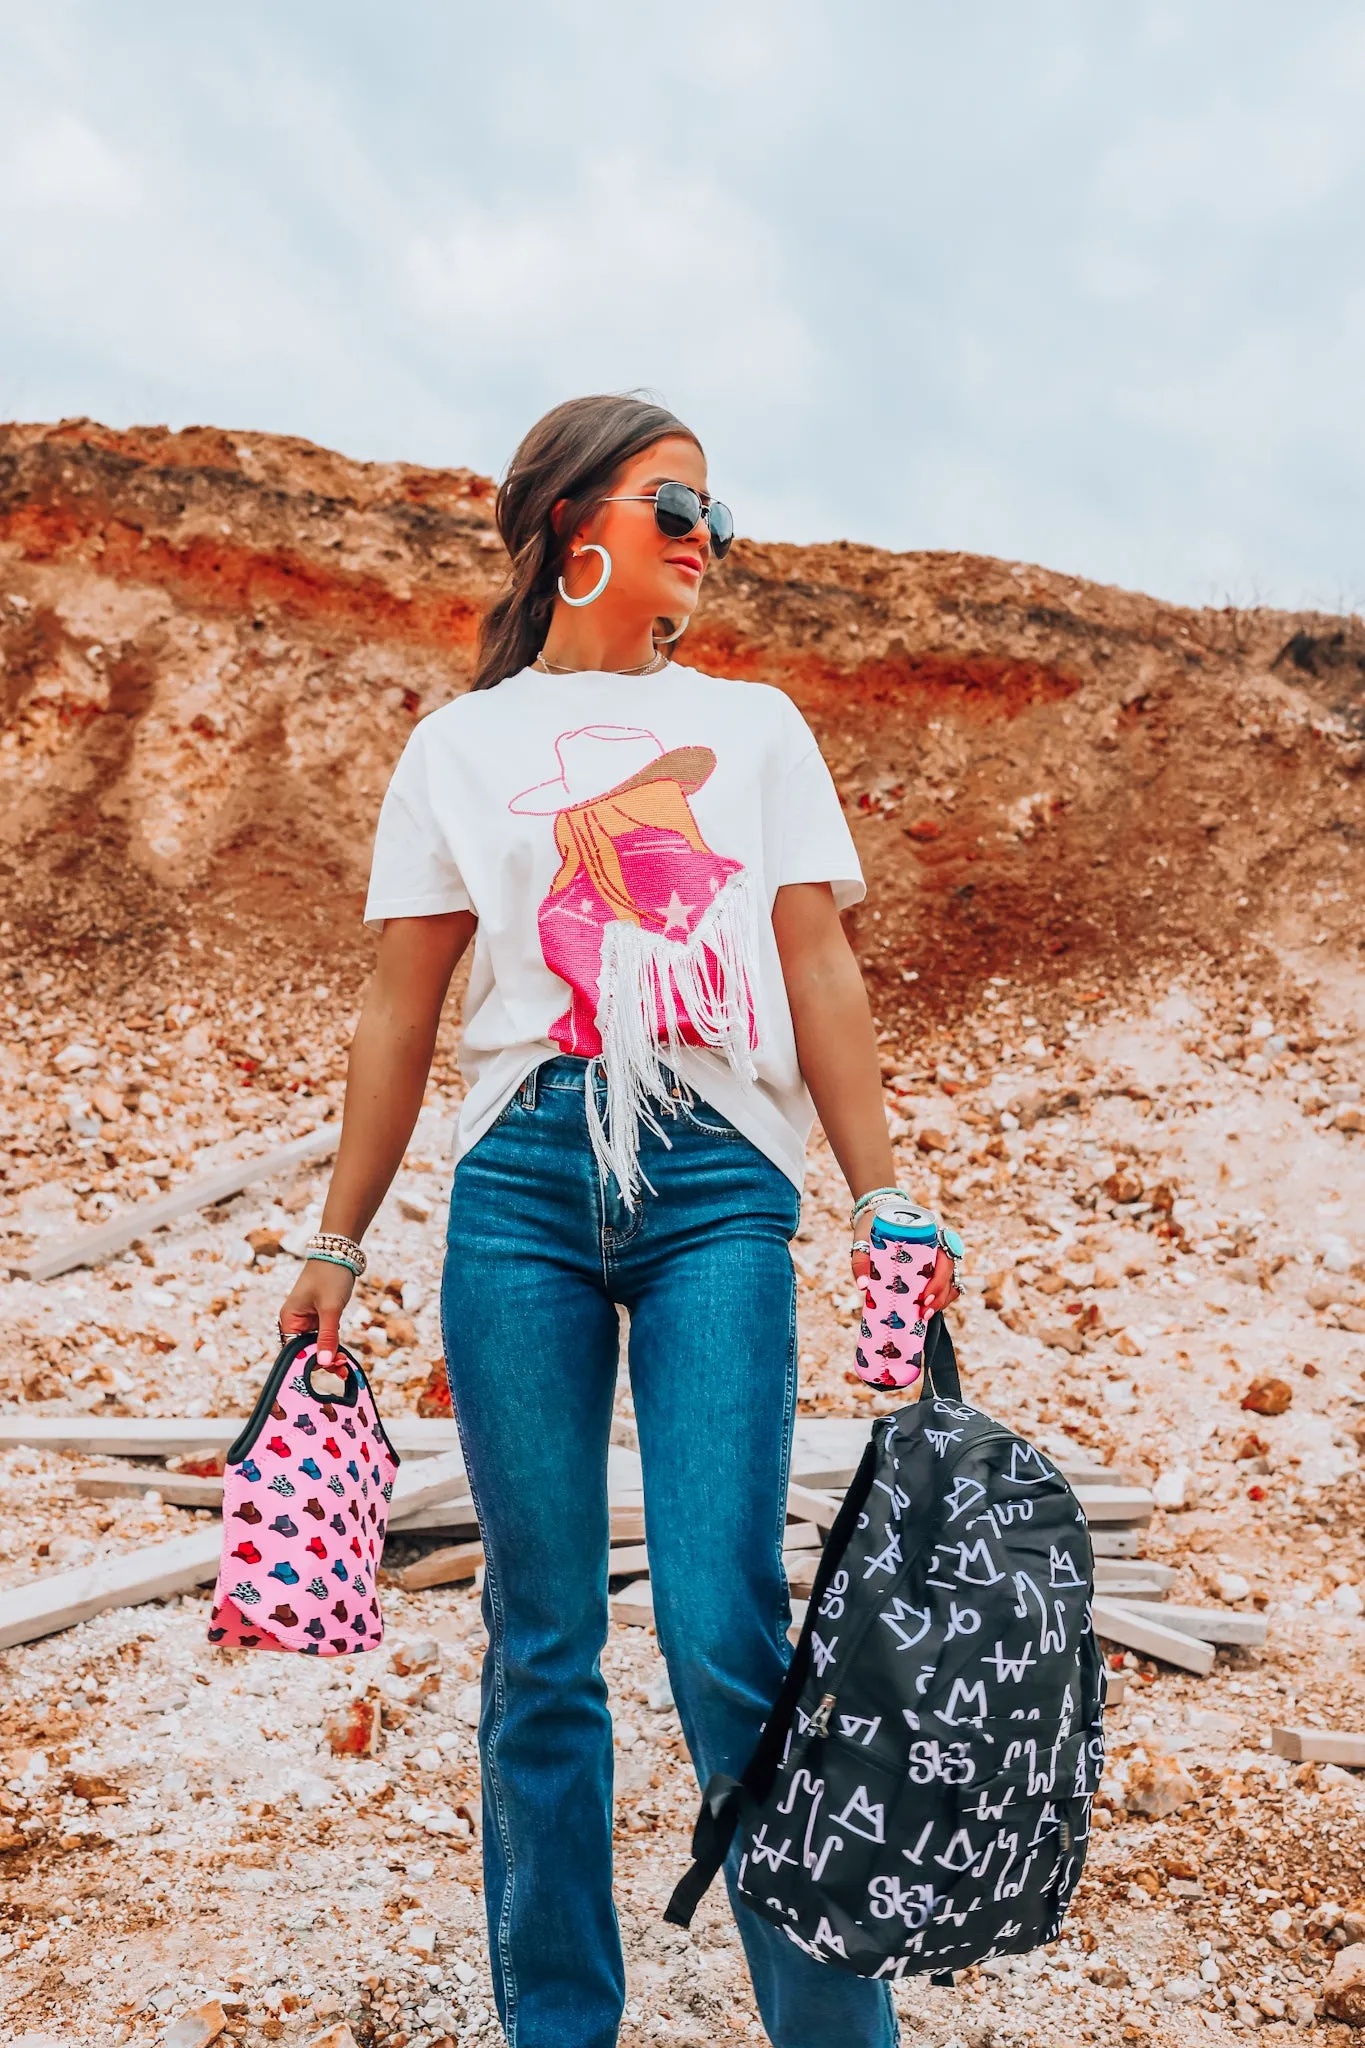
[533,649,668,677]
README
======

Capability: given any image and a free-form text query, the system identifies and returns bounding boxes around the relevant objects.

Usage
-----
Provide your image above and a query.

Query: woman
[279,394,958,2048]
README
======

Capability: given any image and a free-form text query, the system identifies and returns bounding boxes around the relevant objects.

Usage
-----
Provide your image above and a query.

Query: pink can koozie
[207,1336,400,1656]
[854,1201,941,1393]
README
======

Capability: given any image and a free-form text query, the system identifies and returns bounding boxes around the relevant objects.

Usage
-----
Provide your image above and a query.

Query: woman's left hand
[850,1240,959,1316]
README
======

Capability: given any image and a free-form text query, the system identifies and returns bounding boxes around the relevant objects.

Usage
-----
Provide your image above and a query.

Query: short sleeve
[363,728,473,929]
[777,712,865,910]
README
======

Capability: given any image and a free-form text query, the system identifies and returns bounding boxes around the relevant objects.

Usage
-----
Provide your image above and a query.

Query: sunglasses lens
[654,481,702,539]
[708,500,735,559]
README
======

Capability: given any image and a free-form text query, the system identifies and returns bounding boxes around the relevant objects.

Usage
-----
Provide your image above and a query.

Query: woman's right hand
[279,1257,357,1369]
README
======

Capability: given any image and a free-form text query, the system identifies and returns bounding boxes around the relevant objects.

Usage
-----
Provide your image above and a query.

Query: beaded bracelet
[306,1249,363,1278]
[849,1185,914,1228]
[305,1230,368,1278]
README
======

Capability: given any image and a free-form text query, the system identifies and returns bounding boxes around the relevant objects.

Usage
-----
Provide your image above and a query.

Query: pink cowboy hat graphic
[508,725,716,816]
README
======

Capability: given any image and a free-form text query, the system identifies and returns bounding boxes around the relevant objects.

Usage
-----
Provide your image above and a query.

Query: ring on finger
[850,1239,872,1257]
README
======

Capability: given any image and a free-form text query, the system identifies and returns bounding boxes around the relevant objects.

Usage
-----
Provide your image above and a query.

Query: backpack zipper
[808,1693,836,1737]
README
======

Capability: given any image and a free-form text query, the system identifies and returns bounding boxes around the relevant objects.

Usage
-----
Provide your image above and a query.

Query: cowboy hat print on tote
[508,724,760,1198]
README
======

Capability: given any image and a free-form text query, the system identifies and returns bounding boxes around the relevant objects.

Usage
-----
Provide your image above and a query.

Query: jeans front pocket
[674,1090,747,1141]
[481,1064,544,1139]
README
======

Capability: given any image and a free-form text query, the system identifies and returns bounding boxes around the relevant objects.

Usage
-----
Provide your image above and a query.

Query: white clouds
[406,151,821,411]
[1074,249,1157,303]
[1090,63,1365,237]
[0,1,1361,609]
[5,114,140,213]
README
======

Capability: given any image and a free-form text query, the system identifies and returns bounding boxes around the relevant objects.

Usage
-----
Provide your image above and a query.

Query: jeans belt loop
[518,1064,540,1111]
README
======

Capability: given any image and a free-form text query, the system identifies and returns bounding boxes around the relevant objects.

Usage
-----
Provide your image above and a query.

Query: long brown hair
[471,394,701,691]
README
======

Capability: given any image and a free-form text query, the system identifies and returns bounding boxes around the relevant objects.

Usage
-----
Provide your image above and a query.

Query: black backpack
[666,1321,1106,1981]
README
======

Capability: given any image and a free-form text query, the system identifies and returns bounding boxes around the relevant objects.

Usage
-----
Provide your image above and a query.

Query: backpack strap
[922,1310,961,1401]
[664,1432,882,1927]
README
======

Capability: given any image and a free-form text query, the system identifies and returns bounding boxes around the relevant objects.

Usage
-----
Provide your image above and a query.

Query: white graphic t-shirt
[363,664,864,1196]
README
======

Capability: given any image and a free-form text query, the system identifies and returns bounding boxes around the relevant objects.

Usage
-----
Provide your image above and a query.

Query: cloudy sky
[2,2,1362,610]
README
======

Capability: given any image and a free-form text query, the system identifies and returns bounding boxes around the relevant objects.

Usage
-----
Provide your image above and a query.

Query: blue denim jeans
[440,1055,898,2048]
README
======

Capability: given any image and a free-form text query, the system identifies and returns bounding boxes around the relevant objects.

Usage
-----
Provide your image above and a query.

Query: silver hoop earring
[655,615,690,644]
[557,544,611,607]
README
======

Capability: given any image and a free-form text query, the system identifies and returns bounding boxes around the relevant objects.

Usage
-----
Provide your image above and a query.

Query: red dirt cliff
[2,417,1362,1026]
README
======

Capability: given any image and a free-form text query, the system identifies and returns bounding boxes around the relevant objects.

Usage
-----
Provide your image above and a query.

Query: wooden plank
[1104,1599,1266,1647]
[3,1424,641,1507]
[393,1539,484,1593]
[387,1450,472,1521]
[787,1482,841,1530]
[610,1579,655,1626]
[7,1123,341,1282]
[782,1521,822,1551]
[784,1553,818,1595]
[385,1501,479,1536]
[1074,1484,1154,1526]
[75,1471,224,1508]
[379,1419,464,1461]
[1090,1529,1142,1558]
[0,1447,471,1651]
[74,1470,478,1530]
[0,1526,223,1651]
[2,1419,245,1458]
[791,1418,868,1469]
[786,1475,1151,1536]
[1091,1596,1215,1675]
[1091,1577,1179,1603]
[1093,1559,1175,1593]
[393,1506,643,1592]
[789,1420,1130,1491]
[606,1543,651,1578]
[608,1505,646,1546]
[0,1415,464,1460]
[1271,1726,1365,1766]
[787,1423,1127,1495]
[791,1460,859,1490]
[1105,1672,1129,1708]
[608,1445,644,1496]
[1038,1441,1120,1483]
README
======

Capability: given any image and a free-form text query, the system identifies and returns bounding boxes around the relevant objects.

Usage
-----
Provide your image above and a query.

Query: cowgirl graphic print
[363,665,864,1195]
[507,723,759,1198]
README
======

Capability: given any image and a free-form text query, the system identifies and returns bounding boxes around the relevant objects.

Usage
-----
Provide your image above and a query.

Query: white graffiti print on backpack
[667,1323,1106,1982]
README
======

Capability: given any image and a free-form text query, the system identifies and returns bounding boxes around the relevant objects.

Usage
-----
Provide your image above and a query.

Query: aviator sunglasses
[602,480,735,559]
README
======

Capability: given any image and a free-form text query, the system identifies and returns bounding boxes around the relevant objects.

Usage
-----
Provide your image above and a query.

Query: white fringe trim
[585,870,760,1207]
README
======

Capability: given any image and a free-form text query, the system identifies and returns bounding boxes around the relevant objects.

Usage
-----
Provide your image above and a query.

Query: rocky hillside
[2,418,1362,1028]
[2,424,1365,2046]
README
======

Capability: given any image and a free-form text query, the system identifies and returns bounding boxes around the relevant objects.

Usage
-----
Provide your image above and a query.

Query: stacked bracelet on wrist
[847,1189,967,1288]
[849,1185,912,1228]
[305,1231,367,1278]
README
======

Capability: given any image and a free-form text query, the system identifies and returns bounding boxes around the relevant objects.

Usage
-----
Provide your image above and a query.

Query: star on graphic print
[661,890,695,936]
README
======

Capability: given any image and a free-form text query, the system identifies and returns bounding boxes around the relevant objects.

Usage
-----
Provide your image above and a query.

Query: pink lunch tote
[207,1335,400,1656]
